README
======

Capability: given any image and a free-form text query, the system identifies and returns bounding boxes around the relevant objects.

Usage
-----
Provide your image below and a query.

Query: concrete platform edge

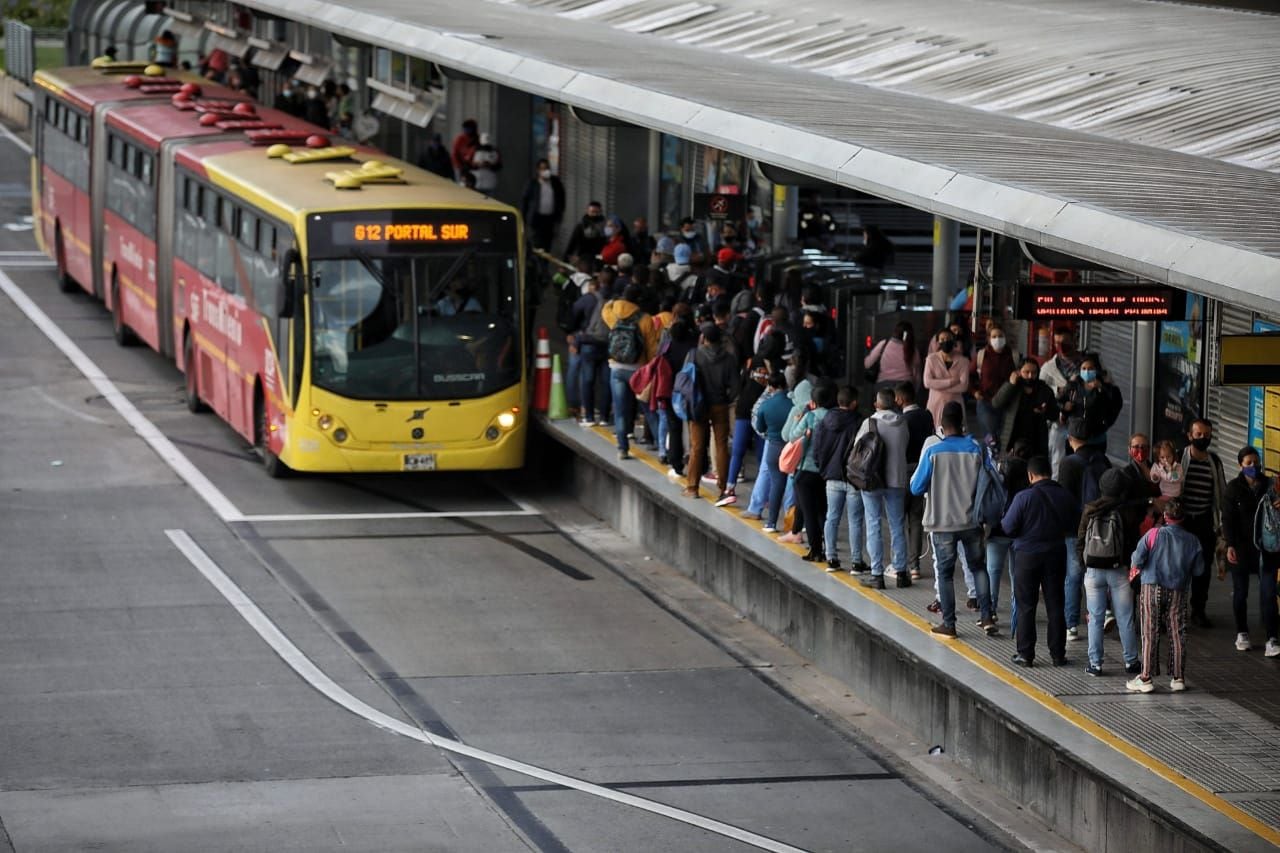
[535,416,1267,853]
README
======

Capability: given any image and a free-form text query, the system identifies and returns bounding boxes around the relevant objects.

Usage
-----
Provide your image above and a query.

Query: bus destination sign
[1015,285,1185,321]
[313,210,512,256]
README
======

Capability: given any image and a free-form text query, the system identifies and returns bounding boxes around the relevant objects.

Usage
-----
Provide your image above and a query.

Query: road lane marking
[0,123,31,155]
[0,269,246,523]
[241,510,540,522]
[164,528,806,853]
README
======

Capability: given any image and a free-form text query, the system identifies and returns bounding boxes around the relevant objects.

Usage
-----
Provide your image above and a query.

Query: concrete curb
[536,416,1272,853]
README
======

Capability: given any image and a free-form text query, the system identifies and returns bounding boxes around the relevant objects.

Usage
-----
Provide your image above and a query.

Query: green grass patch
[0,44,70,73]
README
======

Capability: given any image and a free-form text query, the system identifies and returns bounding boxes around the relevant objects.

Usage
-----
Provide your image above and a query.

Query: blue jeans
[932,527,989,628]
[727,418,762,485]
[578,342,609,422]
[824,481,865,563]
[566,350,582,408]
[862,488,906,576]
[1085,567,1139,668]
[746,444,773,515]
[657,407,671,461]
[1064,535,1084,629]
[610,366,637,453]
[987,536,1014,624]
[760,440,786,528]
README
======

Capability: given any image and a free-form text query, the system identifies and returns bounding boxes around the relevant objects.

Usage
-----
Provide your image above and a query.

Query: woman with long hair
[865,320,921,392]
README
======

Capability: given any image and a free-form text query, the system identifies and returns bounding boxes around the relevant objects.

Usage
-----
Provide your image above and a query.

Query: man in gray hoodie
[858,388,911,589]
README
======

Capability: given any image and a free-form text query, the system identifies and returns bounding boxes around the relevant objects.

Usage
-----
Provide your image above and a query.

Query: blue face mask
[1080,368,1097,383]
[1244,465,1260,478]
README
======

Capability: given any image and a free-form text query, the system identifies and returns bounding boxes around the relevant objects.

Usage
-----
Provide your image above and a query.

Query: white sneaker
[1170,678,1186,692]
[1266,639,1280,658]
[761,525,776,533]
[1236,632,1252,652]
[884,568,898,579]
[667,468,681,480]
[1125,676,1154,694]
[1067,626,1080,641]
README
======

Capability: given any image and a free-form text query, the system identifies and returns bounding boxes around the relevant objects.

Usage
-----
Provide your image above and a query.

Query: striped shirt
[1181,456,1215,517]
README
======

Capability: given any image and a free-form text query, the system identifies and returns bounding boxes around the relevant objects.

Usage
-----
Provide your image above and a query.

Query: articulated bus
[32,63,527,475]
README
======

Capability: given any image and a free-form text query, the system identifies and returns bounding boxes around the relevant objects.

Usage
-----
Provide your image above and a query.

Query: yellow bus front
[278,207,527,473]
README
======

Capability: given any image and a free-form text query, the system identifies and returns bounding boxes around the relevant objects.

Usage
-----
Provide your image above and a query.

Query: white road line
[0,269,245,523]
[241,510,539,522]
[32,387,107,425]
[0,123,32,155]
[165,528,805,853]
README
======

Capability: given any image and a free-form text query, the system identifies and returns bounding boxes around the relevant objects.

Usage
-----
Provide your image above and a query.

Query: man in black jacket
[1058,418,1112,643]
[685,325,739,502]
[521,159,565,252]
[896,382,933,581]
[813,387,865,572]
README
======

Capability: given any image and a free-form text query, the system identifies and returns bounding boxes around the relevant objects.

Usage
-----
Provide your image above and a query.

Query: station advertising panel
[1014,284,1186,320]
[1247,319,1280,473]
[1153,293,1206,448]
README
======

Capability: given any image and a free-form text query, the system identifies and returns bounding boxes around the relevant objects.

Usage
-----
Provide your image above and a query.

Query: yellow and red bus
[33,63,527,475]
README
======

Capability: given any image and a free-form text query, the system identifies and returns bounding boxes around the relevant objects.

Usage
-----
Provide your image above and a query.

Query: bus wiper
[427,247,477,304]
[351,249,390,291]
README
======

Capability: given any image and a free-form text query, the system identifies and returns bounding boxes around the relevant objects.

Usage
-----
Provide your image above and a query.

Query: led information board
[309,210,514,257]
[1014,285,1185,320]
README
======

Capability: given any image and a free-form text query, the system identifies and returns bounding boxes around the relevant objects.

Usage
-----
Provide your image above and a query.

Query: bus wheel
[111,273,136,346]
[255,389,289,479]
[55,229,75,294]
[183,332,208,414]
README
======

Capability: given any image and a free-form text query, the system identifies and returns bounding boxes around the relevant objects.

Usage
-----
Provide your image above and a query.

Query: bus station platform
[535,414,1280,853]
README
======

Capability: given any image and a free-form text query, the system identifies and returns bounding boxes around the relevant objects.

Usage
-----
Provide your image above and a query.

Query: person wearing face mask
[1222,447,1277,656]
[1039,327,1082,478]
[564,201,608,263]
[865,321,922,394]
[520,159,565,252]
[1177,418,1227,628]
[923,329,971,428]
[678,217,708,260]
[974,323,1017,444]
[1057,353,1123,449]
[1127,498,1204,693]
[450,119,480,181]
[991,357,1057,458]
[600,216,630,266]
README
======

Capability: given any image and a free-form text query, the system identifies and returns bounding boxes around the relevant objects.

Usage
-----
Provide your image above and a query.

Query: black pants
[1185,513,1216,617]
[666,409,686,474]
[1233,549,1280,639]
[905,490,925,572]
[1014,544,1067,663]
[530,213,557,251]
[795,470,827,555]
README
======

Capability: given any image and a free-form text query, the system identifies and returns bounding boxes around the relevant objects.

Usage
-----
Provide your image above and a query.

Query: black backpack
[845,418,887,491]
[607,311,644,364]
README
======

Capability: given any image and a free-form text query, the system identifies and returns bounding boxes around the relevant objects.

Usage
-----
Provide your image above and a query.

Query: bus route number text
[352,223,470,243]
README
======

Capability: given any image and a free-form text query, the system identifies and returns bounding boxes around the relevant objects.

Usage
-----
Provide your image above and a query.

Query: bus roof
[182,142,514,224]
[33,65,236,112]
[106,94,304,148]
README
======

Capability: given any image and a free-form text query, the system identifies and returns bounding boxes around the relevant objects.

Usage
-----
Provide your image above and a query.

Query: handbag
[779,434,806,475]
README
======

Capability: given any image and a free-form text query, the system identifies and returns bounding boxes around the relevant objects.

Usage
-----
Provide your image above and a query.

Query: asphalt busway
[536,415,1280,853]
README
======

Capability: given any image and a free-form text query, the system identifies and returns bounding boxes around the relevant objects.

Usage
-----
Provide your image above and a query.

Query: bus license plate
[403,453,437,471]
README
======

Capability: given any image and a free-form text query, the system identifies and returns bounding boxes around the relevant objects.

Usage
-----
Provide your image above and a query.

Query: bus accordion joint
[324,161,405,190]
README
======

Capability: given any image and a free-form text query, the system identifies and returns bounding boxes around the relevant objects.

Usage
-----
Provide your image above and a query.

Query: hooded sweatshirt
[854,409,909,489]
[694,342,739,406]
[783,400,830,474]
[813,407,862,482]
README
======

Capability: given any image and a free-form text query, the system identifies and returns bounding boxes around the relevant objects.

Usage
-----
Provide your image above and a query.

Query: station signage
[693,192,745,222]
[1014,284,1185,321]
[1218,333,1280,386]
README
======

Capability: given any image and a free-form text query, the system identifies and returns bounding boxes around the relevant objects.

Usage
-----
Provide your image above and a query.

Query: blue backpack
[670,354,704,422]
[972,448,1008,528]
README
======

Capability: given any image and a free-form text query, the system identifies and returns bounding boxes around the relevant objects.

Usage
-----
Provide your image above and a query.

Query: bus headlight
[317,414,333,431]
[333,427,348,443]
[497,411,516,429]
[485,426,500,441]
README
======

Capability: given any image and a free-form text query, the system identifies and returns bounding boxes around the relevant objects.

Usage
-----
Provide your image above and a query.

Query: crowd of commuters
[554,221,1279,690]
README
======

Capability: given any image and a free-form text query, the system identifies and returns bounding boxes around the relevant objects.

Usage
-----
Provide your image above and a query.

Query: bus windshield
[309,250,520,400]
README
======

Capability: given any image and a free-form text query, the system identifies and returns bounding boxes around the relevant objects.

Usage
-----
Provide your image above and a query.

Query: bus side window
[197,186,217,282]
[213,197,237,294]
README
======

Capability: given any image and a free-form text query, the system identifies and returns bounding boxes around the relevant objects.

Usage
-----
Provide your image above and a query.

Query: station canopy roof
[239,0,1280,314]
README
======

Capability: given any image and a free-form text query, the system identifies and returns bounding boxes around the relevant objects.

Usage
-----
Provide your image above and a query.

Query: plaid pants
[1139,583,1188,681]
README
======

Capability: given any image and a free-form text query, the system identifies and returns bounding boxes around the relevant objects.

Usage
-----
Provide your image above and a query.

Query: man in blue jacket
[1001,455,1082,667]
[910,402,990,637]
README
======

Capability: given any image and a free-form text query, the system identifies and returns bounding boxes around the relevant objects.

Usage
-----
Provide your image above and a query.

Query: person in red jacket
[973,322,1016,444]
[450,119,479,181]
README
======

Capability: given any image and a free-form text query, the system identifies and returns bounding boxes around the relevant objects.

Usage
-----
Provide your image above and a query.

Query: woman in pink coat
[924,327,971,426]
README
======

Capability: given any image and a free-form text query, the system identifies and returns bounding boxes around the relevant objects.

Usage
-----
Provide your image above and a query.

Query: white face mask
[603,226,616,237]
[539,169,551,179]
[990,336,1006,352]
[681,230,696,239]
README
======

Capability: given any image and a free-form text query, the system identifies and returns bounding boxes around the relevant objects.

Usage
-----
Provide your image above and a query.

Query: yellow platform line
[565,417,1280,846]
